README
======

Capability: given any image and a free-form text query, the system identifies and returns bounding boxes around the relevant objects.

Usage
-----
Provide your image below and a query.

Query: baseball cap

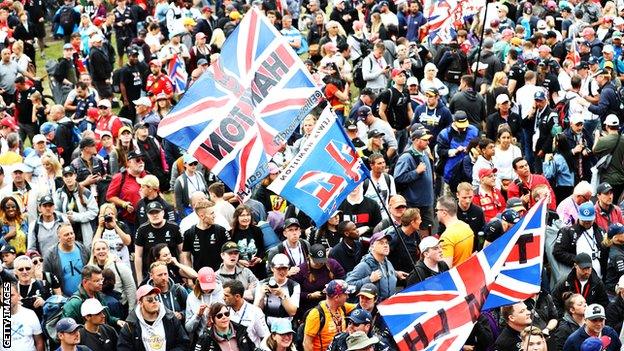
[268,162,280,175]
[326,279,349,297]
[346,331,379,351]
[40,122,57,135]
[595,68,611,77]
[146,201,164,213]
[471,61,488,71]
[608,223,624,239]
[126,47,140,56]
[133,97,152,107]
[357,106,372,120]
[597,182,613,194]
[496,94,510,105]
[63,43,73,50]
[0,244,16,254]
[604,114,620,127]
[367,129,384,138]
[197,58,208,66]
[391,68,406,78]
[588,56,600,65]
[510,37,523,46]
[56,318,82,333]
[81,298,105,317]
[581,336,611,351]
[119,125,133,135]
[406,76,419,86]
[501,209,521,224]
[149,59,162,67]
[344,119,358,131]
[424,87,439,97]
[183,153,198,164]
[271,319,294,334]
[221,241,240,253]
[410,128,432,140]
[369,231,392,246]
[229,10,242,20]
[418,236,439,252]
[0,117,17,131]
[284,218,300,229]
[570,113,585,125]
[478,167,497,179]
[127,150,144,161]
[584,303,606,320]
[574,252,593,269]
[79,137,96,151]
[614,31,623,39]
[97,99,111,108]
[138,175,160,189]
[309,244,328,264]
[576,61,589,70]
[271,253,290,268]
[13,163,31,173]
[534,90,547,101]
[134,122,148,131]
[32,134,46,144]
[604,44,615,53]
[453,111,469,128]
[582,27,596,36]
[198,267,217,290]
[62,166,75,176]
[357,283,378,299]
[347,308,372,324]
[38,194,54,206]
[136,284,161,301]
[578,202,596,221]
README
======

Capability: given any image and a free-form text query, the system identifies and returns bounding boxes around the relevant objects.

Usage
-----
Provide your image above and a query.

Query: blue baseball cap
[270,319,294,334]
[588,56,600,65]
[347,308,372,324]
[40,122,57,135]
[608,223,624,239]
[578,202,596,221]
[533,90,547,101]
[581,336,611,351]
[56,318,82,333]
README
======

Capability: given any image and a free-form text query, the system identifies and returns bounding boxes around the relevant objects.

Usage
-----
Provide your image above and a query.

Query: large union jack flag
[420,0,484,44]
[157,8,322,198]
[378,200,547,351]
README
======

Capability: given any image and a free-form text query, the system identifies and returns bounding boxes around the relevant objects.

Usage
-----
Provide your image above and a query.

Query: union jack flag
[420,0,484,44]
[378,200,547,351]
[167,54,187,94]
[157,8,322,198]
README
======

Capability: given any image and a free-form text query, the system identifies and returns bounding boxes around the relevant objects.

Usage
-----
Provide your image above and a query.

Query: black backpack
[370,88,392,117]
[352,56,372,89]
[59,6,74,27]
[554,95,574,130]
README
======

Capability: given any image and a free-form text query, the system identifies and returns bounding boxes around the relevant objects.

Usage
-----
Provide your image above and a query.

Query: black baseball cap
[309,244,327,264]
[146,201,164,213]
[127,150,145,160]
[38,195,54,206]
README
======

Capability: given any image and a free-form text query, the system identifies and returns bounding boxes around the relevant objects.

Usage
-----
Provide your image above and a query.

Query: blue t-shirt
[59,247,84,296]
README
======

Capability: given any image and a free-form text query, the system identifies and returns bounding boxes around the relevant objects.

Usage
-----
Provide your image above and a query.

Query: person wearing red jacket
[94,99,123,140]
[106,150,147,231]
[595,182,624,232]
[472,168,506,222]
[507,157,557,210]
[145,59,174,101]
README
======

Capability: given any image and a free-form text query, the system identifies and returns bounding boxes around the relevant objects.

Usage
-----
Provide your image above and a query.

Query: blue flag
[268,106,369,225]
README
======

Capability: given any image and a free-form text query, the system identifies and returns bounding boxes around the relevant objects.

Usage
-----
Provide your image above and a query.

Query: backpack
[352,35,373,59]
[553,95,574,130]
[42,294,82,342]
[59,6,74,27]
[370,88,392,117]
[444,51,464,84]
[352,56,372,89]
[111,67,126,94]
[362,173,391,194]
[295,302,347,351]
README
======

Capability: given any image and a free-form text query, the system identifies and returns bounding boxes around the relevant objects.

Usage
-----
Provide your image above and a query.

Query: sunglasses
[98,106,109,110]
[17,266,32,272]
[132,158,145,163]
[215,311,230,319]
[32,258,43,264]
[143,296,160,303]
[188,162,198,166]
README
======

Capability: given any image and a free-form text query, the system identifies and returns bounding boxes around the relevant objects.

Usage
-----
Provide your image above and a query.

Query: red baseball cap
[478,168,498,179]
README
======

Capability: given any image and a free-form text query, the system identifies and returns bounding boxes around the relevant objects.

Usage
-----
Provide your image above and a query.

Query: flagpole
[472,0,491,91]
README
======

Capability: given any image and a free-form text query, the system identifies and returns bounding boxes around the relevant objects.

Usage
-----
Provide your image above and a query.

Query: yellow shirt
[304,301,356,351]
[439,220,474,267]
[0,151,22,166]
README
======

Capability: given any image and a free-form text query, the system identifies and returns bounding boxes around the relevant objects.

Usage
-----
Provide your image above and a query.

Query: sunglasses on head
[215,311,230,319]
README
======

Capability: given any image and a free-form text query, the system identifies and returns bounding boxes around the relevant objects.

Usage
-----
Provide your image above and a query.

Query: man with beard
[119,48,147,122]
[106,150,148,231]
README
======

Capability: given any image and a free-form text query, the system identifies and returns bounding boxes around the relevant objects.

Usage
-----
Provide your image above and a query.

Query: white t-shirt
[101,228,130,266]
[576,227,602,278]
[2,307,42,351]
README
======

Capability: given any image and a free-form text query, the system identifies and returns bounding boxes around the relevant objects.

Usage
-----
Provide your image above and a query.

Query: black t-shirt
[381,87,411,129]
[508,62,526,91]
[135,221,183,272]
[15,86,37,124]
[19,279,52,318]
[79,324,118,351]
[182,224,230,271]
[120,64,144,101]
[456,203,486,251]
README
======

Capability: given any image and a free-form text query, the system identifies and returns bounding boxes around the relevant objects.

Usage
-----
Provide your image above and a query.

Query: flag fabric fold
[167,54,187,94]
[268,106,369,226]
[158,8,322,198]
[377,200,547,351]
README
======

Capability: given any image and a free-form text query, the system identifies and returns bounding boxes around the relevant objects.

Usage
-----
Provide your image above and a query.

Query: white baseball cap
[80,298,105,317]
[605,114,620,127]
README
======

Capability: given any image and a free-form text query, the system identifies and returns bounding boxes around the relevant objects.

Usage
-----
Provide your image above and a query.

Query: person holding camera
[254,253,301,328]
[93,203,132,266]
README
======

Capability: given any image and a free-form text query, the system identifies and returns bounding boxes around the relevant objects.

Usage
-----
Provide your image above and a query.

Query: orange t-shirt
[304,301,356,351]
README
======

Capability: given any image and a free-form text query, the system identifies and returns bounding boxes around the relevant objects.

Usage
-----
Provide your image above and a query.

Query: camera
[105,215,114,223]
[268,278,278,289]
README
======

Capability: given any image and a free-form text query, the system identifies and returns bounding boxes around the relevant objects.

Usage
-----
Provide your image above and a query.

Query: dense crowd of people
[2,0,624,350]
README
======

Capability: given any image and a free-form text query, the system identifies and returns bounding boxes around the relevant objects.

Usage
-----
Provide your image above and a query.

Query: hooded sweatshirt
[136,304,167,351]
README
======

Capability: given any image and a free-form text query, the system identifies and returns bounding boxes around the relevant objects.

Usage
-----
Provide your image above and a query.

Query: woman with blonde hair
[209,28,226,53]
[419,62,449,99]
[37,152,63,195]
[89,239,137,319]
[485,71,510,116]
[10,40,32,73]
[318,20,347,50]
[93,203,132,266]
[370,12,387,41]
[54,165,99,249]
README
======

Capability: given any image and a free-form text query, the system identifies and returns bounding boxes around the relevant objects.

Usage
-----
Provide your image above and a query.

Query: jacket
[449,89,487,129]
[552,269,609,315]
[563,324,621,351]
[193,322,258,351]
[594,203,624,233]
[145,277,188,316]
[53,185,98,249]
[184,284,225,335]
[552,222,608,276]
[552,313,581,351]
[485,111,522,141]
[42,242,89,297]
[588,82,619,120]
[605,244,624,292]
[62,285,120,326]
[27,212,68,257]
[346,253,397,300]
[117,305,190,351]
[103,260,136,310]
[393,148,434,207]
[606,295,624,334]
[543,153,575,187]
[329,240,364,273]
[88,46,113,81]
[436,125,480,182]
[594,133,624,186]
